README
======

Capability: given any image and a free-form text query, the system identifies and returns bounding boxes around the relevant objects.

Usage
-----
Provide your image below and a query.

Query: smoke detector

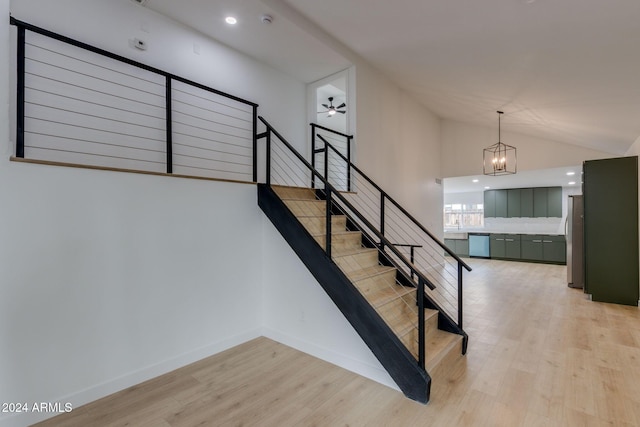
[131,0,148,5]
[261,14,273,24]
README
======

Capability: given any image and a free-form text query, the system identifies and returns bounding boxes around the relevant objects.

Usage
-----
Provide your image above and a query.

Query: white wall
[1,1,302,426]
[261,221,398,391]
[0,2,409,426]
[441,119,616,178]
[355,64,443,236]
[9,0,307,155]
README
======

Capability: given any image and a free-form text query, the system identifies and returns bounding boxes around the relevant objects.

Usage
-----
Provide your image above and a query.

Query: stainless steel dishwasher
[468,233,490,258]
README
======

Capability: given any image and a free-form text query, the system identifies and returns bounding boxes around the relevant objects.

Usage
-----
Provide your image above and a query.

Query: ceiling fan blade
[336,103,346,109]
[337,110,346,114]
[322,104,330,109]
[317,110,328,114]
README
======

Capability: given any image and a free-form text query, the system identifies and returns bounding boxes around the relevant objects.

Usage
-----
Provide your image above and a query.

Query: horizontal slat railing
[11,17,259,183]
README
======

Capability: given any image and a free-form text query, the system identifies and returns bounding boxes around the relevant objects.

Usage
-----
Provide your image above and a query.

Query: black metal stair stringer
[258,184,431,404]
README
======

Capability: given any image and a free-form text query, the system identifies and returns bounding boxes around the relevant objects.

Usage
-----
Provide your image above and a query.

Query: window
[444,203,484,229]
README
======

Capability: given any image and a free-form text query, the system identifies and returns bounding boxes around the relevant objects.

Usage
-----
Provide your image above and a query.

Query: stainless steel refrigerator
[566,195,584,289]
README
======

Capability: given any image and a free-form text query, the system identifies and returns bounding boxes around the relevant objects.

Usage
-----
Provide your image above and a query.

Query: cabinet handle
[496,238,504,241]
[505,239,514,241]
[543,240,552,243]
[532,240,542,243]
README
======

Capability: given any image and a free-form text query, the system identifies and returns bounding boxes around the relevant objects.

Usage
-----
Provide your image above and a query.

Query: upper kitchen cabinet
[484,190,496,217]
[520,188,534,218]
[484,186,562,218]
[507,189,521,217]
[533,188,548,217]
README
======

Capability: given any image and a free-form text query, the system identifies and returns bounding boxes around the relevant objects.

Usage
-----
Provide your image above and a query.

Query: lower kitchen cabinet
[444,238,469,257]
[521,235,544,261]
[541,235,566,263]
[491,234,521,260]
[504,235,521,258]
[490,234,506,258]
[493,234,565,264]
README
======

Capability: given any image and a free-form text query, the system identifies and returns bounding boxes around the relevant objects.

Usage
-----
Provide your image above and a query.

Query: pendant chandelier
[483,111,517,176]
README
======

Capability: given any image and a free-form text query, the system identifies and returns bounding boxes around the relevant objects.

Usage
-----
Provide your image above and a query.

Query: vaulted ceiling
[144,0,640,155]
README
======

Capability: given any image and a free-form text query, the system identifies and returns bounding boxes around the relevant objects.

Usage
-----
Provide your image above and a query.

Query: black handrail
[311,123,353,139]
[311,123,354,191]
[10,17,260,181]
[258,116,436,292]
[316,134,472,271]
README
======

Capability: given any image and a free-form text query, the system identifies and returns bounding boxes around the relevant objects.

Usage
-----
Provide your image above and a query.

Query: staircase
[256,117,470,404]
[273,185,463,372]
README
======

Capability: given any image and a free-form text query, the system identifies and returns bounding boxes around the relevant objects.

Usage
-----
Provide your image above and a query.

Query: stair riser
[351,271,401,306]
[314,233,362,252]
[283,200,326,217]
[298,216,347,235]
[334,250,379,273]
[403,317,441,359]
[376,296,419,337]
[272,186,317,200]
[426,338,464,377]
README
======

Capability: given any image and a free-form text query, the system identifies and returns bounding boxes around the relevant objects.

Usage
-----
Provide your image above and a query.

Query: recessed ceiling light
[484,186,491,189]
[566,171,575,176]
[472,179,479,183]
[568,181,576,185]
[225,16,237,25]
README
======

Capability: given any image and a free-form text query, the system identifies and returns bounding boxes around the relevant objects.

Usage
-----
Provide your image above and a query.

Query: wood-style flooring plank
[33,259,640,427]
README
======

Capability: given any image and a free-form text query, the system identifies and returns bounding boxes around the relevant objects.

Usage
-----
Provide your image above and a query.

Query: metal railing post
[16,25,25,158]
[347,136,352,192]
[418,277,426,369]
[311,124,316,189]
[165,76,173,173]
[252,105,258,182]
[266,131,271,186]
[458,262,464,329]
[326,186,332,258]
[380,193,386,249]
[324,139,329,185]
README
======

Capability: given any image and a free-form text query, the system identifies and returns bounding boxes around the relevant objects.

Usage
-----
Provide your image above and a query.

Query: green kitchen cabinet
[504,234,521,259]
[520,188,534,217]
[584,156,639,306]
[456,239,469,257]
[444,238,469,257]
[490,234,506,258]
[542,235,566,263]
[547,187,562,217]
[521,235,543,261]
[484,190,496,217]
[507,189,521,218]
[533,188,548,217]
[495,190,508,217]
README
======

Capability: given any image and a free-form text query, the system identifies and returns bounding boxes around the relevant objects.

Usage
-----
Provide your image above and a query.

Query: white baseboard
[261,327,399,392]
[0,329,262,427]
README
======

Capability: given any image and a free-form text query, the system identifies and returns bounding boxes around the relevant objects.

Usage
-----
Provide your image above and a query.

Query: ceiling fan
[318,97,346,117]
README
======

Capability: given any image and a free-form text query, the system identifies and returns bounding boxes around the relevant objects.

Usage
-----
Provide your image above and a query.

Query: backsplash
[445,217,565,235]
[483,217,564,235]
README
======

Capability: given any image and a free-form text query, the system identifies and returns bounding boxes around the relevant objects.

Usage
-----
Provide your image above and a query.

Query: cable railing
[311,123,353,192]
[257,116,473,370]
[11,17,258,182]
[312,133,472,330]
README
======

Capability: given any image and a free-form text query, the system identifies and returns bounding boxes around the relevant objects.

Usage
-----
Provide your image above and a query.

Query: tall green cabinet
[584,156,639,306]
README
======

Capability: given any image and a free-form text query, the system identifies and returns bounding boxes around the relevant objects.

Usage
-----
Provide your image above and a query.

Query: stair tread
[364,285,415,309]
[311,230,361,238]
[332,247,378,258]
[347,265,397,282]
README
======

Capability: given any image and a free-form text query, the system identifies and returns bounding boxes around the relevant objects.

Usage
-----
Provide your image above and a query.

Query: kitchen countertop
[444,230,564,238]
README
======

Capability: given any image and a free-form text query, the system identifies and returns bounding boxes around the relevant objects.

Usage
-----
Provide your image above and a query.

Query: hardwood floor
[35,259,640,426]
